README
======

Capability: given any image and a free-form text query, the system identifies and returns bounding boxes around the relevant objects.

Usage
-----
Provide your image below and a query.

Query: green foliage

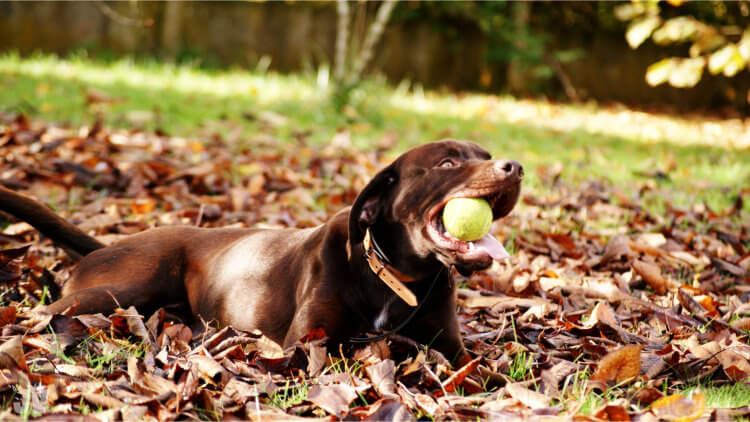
[393,2,583,91]
[617,1,750,87]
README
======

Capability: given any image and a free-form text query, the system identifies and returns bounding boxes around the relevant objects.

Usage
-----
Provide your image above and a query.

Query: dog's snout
[495,160,523,179]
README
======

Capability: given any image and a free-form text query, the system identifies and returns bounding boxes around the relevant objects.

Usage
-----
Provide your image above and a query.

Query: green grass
[1,52,749,212]
[683,383,750,409]
[268,380,309,410]
[508,351,534,382]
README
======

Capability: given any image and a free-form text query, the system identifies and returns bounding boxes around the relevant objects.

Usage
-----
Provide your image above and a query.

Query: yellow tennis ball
[442,197,493,241]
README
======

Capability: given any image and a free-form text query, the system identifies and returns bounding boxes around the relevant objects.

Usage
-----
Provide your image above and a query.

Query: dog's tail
[0,185,104,260]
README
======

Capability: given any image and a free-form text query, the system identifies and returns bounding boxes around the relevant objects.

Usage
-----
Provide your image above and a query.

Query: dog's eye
[437,159,456,168]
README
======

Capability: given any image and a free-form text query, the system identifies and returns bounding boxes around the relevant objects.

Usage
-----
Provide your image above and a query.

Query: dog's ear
[348,164,397,245]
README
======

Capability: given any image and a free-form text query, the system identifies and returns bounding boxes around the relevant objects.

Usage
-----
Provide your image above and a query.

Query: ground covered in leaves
[0,113,749,421]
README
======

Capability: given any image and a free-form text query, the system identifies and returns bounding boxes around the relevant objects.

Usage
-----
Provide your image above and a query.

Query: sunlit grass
[0,51,322,104]
[682,384,750,409]
[1,52,748,212]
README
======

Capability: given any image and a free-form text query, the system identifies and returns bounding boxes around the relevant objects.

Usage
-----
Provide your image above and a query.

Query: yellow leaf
[650,393,706,421]
[130,198,156,215]
[646,58,675,86]
[668,58,704,88]
[708,44,744,76]
[626,16,661,49]
[653,16,699,45]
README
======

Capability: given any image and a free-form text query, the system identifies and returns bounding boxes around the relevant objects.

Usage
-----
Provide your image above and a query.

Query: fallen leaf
[650,393,706,421]
[307,384,357,418]
[633,259,668,295]
[505,382,550,409]
[591,344,643,384]
[365,359,397,398]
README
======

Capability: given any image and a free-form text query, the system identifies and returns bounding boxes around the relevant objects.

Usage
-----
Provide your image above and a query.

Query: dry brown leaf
[441,356,480,394]
[189,354,227,385]
[594,403,631,421]
[360,398,413,421]
[55,364,96,378]
[113,306,153,347]
[352,339,390,365]
[540,360,579,397]
[81,392,125,409]
[632,259,668,295]
[505,382,550,409]
[307,384,357,418]
[458,293,557,313]
[365,359,397,398]
[685,334,750,380]
[307,342,327,377]
[0,335,27,371]
[0,306,17,326]
[669,251,709,269]
[591,344,643,384]
[594,235,634,267]
[414,393,439,417]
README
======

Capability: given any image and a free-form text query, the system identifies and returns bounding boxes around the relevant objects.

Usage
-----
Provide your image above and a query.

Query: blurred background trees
[2,1,750,111]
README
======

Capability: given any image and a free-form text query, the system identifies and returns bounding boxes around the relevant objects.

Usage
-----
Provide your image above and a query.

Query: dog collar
[363,229,418,307]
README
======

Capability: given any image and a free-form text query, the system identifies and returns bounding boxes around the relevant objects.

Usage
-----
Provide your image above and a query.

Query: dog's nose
[495,160,523,179]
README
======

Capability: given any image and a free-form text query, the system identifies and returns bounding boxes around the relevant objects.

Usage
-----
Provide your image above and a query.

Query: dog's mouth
[425,185,519,269]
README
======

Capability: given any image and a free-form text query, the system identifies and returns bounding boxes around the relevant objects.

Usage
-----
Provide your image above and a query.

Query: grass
[683,383,750,409]
[508,351,534,382]
[268,379,309,410]
[1,52,749,213]
[78,335,146,375]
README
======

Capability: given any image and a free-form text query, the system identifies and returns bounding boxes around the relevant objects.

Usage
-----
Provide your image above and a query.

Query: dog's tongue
[473,234,510,261]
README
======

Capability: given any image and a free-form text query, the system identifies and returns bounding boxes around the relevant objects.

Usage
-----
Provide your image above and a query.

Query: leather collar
[363,228,418,307]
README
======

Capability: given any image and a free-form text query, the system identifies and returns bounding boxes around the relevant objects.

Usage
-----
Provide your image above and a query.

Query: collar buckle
[363,229,418,307]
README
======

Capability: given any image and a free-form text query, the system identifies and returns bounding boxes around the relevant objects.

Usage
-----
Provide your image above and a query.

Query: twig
[545,54,581,102]
[349,0,398,85]
[195,204,205,227]
[423,364,448,397]
[96,1,153,27]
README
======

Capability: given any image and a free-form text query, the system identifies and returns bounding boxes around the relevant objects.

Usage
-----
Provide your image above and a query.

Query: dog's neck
[362,228,419,306]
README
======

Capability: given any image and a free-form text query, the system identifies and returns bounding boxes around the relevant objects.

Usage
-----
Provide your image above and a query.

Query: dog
[0,140,522,363]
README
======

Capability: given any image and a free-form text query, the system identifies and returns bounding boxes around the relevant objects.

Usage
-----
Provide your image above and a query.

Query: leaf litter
[0,113,749,420]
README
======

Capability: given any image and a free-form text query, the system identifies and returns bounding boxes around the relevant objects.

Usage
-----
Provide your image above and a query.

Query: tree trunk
[161,1,183,61]
[506,1,530,94]
[334,0,350,84]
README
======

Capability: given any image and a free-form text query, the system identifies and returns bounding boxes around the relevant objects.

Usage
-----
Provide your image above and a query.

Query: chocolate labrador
[0,140,522,363]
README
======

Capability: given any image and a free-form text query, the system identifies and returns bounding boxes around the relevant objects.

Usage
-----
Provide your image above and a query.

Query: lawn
[1,52,748,213]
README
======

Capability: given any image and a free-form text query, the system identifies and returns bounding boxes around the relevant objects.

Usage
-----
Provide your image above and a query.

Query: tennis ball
[442,197,493,241]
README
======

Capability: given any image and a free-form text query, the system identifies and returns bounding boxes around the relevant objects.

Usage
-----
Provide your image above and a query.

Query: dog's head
[349,140,522,275]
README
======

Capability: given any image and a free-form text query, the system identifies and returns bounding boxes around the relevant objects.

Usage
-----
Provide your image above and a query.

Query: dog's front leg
[401,287,468,365]
[281,297,346,348]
